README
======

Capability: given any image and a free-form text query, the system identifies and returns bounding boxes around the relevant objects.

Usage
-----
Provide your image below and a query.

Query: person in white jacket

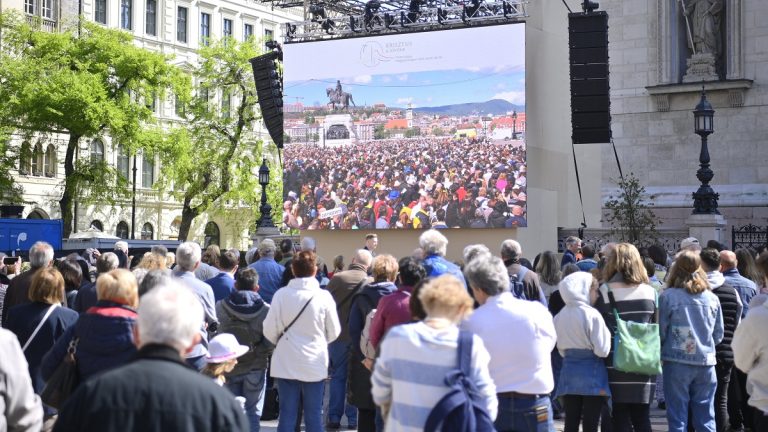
[732,300,768,429]
[263,251,340,432]
[0,328,43,432]
[553,272,611,432]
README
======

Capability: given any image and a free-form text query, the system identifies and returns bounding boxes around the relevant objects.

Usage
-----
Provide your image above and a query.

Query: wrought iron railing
[557,227,690,256]
[732,224,768,251]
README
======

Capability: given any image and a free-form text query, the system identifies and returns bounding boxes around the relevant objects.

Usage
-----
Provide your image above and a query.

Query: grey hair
[29,241,54,268]
[419,229,448,257]
[96,252,120,274]
[244,247,259,265]
[132,268,149,287]
[137,281,203,352]
[463,244,491,265]
[227,248,241,262]
[500,239,522,260]
[300,236,316,251]
[565,236,581,247]
[175,242,202,272]
[353,249,373,267]
[464,255,510,296]
[114,241,129,253]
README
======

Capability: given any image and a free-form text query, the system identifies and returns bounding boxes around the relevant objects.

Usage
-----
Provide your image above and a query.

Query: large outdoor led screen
[282,24,526,230]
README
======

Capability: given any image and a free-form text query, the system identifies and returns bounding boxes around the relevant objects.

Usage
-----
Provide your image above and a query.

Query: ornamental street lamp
[257,158,276,228]
[691,88,719,215]
[512,110,518,140]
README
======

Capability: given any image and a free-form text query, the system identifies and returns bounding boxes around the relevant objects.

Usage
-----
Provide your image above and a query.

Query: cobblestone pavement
[260,406,670,431]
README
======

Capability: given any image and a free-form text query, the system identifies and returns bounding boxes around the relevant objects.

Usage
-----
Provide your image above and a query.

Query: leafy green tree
[604,173,661,246]
[157,37,280,241]
[0,13,187,236]
[0,128,24,204]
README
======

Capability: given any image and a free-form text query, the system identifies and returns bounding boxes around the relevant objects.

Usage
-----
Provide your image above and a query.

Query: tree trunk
[177,197,200,242]
[59,134,81,238]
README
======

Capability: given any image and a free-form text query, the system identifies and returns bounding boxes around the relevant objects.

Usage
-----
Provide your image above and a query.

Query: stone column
[686,213,727,245]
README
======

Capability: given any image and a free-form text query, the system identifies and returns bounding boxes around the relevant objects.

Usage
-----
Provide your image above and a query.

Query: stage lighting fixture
[437,7,447,24]
[503,1,513,17]
[285,23,297,38]
[384,13,396,28]
[309,5,326,21]
[364,0,380,28]
[350,15,359,32]
[582,0,599,13]
[407,0,422,23]
[321,18,335,33]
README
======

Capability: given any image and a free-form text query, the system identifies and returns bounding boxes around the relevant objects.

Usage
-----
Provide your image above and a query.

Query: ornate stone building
[602,0,767,237]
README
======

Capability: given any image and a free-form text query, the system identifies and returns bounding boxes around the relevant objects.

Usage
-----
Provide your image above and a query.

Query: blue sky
[284,66,526,109]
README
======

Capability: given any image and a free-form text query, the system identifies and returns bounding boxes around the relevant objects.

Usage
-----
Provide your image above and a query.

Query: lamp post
[512,110,517,140]
[691,88,719,215]
[257,158,276,229]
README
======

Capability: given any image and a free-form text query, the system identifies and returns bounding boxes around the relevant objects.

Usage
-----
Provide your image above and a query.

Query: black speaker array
[250,51,284,149]
[569,11,611,144]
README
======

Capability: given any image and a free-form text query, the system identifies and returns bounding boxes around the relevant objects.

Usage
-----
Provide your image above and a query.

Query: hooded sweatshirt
[553,272,611,358]
[216,290,273,374]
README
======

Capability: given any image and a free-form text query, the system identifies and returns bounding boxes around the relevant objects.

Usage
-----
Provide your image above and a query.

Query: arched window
[116,221,129,239]
[142,154,154,188]
[19,141,31,175]
[26,209,49,219]
[141,222,154,240]
[117,144,130,181]
[32,143,44,176]
[45,144,56,177]
[90,220,104,231]
[90,139,104,163]
[204,221,220,247]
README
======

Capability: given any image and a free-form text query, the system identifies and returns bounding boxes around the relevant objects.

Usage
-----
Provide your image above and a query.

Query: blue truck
[0,218,63,255]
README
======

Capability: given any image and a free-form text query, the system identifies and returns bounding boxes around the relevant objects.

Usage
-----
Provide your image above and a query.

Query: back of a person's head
[398,256,426,287]
[292,250,317,278]
[57,259,83,291]
[218,250,239,271]
[647,244,667,266]
[642,257,656,277]
[279,239,294,254]
[462,244,490,266]
[603,243,649,285]
[201,245,220,267]
[353,249,373,268]
[137,253,166,271]
[29,241,54,269]
[561,263,581,278]
[464,255,509,297]
[500,239,521,261]
[97,269,139,309]
[372,254,398,282]
[29,267,64,304]
[137,282,203,352]
[736,248,761,283]
[706,240,725,252]
[96,252,120,274]
[139,269,173,297]
[300,237,316,252]
[418,275,473,321]
[668,250,709,294]
[535,251,561,286]
[699,248,721,272]
[151,245,169,257]
[235,268,259,291]
[581,245,595,259]
[176,242,202,272]
[258,239,277,257]
[419,229,448,256]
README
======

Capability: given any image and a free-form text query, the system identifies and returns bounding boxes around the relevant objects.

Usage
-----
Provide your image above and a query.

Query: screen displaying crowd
[282,136,528,230]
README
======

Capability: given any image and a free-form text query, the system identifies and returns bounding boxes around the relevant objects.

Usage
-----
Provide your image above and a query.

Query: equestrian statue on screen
[326,80,356,111]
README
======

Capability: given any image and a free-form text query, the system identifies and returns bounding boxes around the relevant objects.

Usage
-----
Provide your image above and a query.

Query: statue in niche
[680,0,723,81]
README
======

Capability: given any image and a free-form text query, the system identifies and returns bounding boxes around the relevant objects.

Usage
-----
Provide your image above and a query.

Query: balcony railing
[25,15,58,33]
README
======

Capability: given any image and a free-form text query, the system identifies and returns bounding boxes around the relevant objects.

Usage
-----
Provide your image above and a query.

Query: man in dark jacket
[701,248,743,432]
[325,249,373,430]
[72,252,119,313]
[54,281,247,432]
[1,241,54,327]
[216,268,273,432]
[207,250,239,302]
[500,239,546,304]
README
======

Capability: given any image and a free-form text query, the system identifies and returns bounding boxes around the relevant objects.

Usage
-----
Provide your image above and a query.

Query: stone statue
[326,81,356,110]
[682,0,723,57]
[680,0,723,82]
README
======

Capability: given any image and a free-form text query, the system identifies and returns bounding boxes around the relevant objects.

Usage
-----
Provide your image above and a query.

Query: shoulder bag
[41,337,80,409]
[275,296,314,345]
[22,304,58,352]
[606,284,661,375]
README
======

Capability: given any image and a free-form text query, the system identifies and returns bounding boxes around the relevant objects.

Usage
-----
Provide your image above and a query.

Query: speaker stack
[250,51,284,149]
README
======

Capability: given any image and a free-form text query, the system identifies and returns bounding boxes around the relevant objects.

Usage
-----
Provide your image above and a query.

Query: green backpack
[606,285,662,376]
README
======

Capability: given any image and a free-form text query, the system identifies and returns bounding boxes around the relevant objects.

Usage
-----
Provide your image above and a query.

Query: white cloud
[463,66,482,72]
[353,75,372,83]
[495,83,507,90]
[396,97,413,104]
[397,74,408,81]
[381,76,392,83]
[491,90,526,105]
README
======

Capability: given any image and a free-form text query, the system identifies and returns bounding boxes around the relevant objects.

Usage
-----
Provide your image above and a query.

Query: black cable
[610,137,624,180]
[571,142,588,229]
[561,0,573,13]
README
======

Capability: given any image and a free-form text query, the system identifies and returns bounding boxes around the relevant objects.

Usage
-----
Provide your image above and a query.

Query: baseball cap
[680,237,700,250]
[204,333,249,363]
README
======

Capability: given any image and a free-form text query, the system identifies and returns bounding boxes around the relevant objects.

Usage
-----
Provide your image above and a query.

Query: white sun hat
[204,333,249,363]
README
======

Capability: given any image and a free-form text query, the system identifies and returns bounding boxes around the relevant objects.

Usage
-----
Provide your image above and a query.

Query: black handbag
[41,337,80,409]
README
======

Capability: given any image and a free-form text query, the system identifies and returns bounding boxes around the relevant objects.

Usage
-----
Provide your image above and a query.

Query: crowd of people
[282,137,528,230]
[1,231,768,432]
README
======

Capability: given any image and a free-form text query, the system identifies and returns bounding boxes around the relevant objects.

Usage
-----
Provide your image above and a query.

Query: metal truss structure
[260,1,528,43]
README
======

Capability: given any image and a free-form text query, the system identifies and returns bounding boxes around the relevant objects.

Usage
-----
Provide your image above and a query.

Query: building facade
[1,0,300,249]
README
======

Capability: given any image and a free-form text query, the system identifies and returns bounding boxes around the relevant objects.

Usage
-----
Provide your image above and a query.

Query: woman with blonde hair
[372,275,497,431]
[658,250,723,431]
[535,251,562,300]
[42,269,139,385]
[594,243,658,432]
[5,268,78,407]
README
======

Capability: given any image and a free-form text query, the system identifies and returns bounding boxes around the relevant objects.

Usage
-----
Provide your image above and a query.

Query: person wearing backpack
[216,268,274,432]
[462,254,556,432]
[553,272,611,432]
[348,255,399,432]
[500,239,546,305]
[372,275,497,432]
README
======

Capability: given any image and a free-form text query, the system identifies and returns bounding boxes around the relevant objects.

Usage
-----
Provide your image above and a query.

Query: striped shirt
[371,322,497,432]
[595,282,658,404]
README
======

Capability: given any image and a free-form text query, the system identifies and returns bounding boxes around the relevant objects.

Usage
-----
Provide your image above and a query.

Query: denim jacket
[659,287,724,366]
